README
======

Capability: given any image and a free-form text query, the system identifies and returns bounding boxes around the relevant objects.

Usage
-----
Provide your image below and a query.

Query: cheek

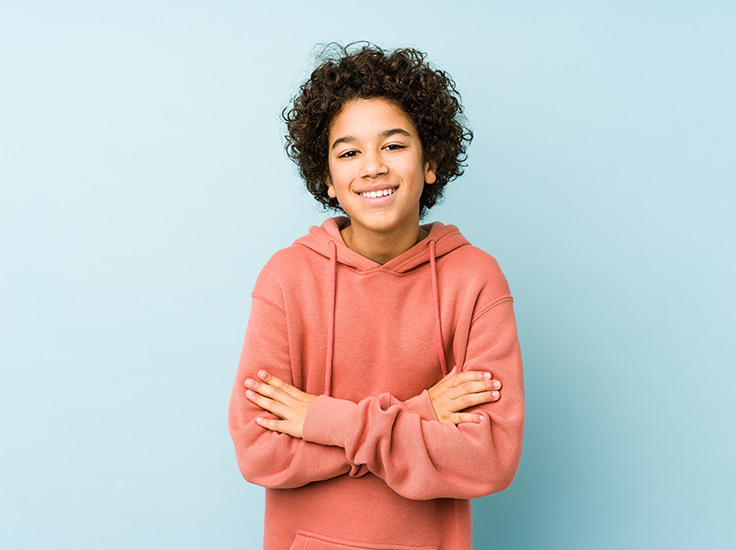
[327,166,351,192]
[401,158,429,184]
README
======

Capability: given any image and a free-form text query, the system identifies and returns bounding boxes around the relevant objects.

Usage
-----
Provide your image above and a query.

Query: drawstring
[323,237,447,396]
[325,240,337,396]
[428,239,448,377]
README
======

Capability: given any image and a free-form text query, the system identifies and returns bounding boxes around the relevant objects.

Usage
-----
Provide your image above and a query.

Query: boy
[229,43,524,550]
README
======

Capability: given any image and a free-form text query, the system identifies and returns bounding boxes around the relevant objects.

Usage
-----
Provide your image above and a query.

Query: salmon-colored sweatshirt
[229,217,524,550]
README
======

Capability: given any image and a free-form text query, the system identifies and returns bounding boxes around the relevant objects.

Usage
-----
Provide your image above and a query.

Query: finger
[432,369,487,393]
[448,412,484,425]
[446,370,493,388]
[246,377,297,406]
[255,415,288,433]
[257,370,303,399]
[245,388,287,418]
[449,390,501,412]
[449,379,501,399]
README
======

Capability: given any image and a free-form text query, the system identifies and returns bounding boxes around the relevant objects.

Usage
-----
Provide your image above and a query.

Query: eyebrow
[330,128,413,150]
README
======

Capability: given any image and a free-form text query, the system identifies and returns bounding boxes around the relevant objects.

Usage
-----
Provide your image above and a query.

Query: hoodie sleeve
[302,297,524,500]
[228,294,361,489]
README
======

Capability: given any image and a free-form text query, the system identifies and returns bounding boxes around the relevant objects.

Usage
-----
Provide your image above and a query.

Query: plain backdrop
[1,1,734,548]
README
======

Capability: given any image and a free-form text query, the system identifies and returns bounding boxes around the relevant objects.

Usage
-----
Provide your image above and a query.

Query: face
[325,98,436,242]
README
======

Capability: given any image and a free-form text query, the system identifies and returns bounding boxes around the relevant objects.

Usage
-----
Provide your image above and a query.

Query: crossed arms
[228,295,524,500]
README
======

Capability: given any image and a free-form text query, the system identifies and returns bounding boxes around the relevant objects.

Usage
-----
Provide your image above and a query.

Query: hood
[293,216,470,396]
[294,216,470,273]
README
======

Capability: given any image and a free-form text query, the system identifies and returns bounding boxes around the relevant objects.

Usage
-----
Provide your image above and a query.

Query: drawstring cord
[323,236,448,396]
[428,239,448,377]
[325,240,337,396]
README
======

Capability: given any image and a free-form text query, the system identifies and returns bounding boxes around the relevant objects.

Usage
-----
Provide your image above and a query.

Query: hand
[427,368,501,425]
[244,370,317,439]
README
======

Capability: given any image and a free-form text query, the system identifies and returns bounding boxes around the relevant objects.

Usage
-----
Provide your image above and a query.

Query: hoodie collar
[294,216,470,273]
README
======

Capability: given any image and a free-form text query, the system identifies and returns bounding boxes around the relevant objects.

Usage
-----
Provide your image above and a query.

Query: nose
[358,149,388,179]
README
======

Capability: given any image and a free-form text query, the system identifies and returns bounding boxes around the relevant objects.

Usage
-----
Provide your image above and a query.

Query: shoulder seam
[251,292,286,314]
[472,295,514,323]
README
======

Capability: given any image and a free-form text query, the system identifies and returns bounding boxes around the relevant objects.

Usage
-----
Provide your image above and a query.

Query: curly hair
[283,43,473,216]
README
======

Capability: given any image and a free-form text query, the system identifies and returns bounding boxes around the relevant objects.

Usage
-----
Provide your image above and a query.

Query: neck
[340,222,428,265]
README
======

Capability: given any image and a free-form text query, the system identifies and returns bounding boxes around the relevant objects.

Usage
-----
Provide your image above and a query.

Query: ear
[424,160,437,185]
[324,174,337,199]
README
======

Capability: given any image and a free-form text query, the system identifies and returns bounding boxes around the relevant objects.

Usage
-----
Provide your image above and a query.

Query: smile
[357,187,397,198]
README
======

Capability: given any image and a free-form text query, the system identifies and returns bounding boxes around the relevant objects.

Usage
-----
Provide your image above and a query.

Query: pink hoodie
[229,217,524,550]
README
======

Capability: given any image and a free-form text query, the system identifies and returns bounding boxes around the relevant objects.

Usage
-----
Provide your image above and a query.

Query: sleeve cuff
[401,389,439,421]
[302,394,358,448]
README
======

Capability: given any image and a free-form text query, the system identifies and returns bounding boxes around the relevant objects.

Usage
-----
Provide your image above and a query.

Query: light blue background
[2,1,734,548]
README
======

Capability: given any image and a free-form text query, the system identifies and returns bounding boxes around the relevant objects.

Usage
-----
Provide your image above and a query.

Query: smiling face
[325,98,436,251]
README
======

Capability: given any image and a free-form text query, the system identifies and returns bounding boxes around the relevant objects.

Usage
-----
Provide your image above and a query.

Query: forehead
[328,98,417,139]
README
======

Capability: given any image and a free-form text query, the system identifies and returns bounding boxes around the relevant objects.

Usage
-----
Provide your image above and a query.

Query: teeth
[360,188,395,198]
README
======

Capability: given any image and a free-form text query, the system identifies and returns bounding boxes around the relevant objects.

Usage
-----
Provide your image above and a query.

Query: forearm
[229,296,359,488]
[230,382,361,488]
[303,391,522,499]
[302,300,524,500]
[397,389,438,421]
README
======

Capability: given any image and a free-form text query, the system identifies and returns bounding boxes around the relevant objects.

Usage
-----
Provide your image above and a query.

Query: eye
[338,150,359,159]
[384,144,406,151]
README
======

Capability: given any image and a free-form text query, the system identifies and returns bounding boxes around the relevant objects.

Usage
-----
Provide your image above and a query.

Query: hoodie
[229,216,524,550]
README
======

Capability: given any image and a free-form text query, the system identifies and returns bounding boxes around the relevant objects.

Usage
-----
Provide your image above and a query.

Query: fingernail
[245,378,255,388]
[258,370,267,379]
[491,391,500,400]
[492,381,501,390]
[246,389,255,398]
[255,417,263,424]
[477,414,484,422]
[483,372,491,379]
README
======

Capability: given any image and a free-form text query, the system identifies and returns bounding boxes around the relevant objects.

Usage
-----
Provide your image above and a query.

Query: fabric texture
[229,216,525,550]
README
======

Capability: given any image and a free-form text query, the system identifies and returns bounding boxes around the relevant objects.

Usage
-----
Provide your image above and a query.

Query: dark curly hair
[283,43,473,216]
